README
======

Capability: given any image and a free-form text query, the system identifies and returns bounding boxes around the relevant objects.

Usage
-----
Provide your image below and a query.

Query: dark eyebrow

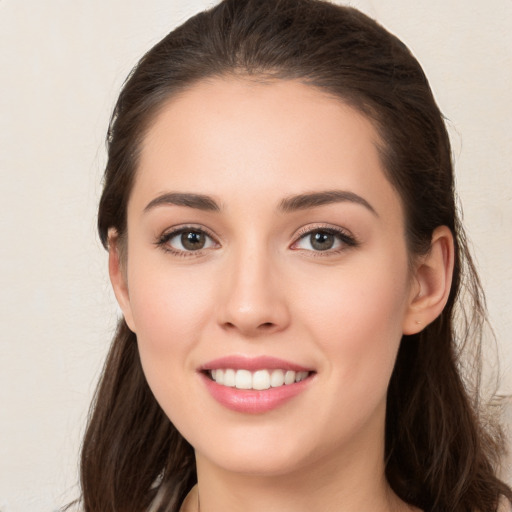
[144,192,221,213]
[278,190,378,216]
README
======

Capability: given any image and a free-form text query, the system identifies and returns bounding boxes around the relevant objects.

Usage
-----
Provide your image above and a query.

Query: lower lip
[200,373,313,414]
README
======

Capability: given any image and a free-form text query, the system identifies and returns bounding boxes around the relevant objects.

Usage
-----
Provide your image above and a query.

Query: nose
[216,246,291,338]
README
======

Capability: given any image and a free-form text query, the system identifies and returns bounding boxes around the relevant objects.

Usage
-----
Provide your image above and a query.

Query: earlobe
[108,229,136,332]
[402,226,454,335]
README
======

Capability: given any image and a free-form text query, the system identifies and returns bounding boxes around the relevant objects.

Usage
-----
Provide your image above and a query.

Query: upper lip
[199,355,312,372]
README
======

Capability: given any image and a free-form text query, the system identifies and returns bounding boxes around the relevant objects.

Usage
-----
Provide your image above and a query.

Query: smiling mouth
[206,369,313,390]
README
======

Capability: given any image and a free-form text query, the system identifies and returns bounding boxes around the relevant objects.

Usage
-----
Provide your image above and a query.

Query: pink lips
[200,355,311,372]
[199,355,314,414]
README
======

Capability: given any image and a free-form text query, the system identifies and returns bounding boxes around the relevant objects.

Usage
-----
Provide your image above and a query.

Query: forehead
[132,77,401,222]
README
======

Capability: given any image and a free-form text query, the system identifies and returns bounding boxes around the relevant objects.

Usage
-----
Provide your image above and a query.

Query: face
[112,78,420,478]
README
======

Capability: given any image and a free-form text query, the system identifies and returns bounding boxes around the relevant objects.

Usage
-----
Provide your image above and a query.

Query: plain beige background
[0,1,511,510]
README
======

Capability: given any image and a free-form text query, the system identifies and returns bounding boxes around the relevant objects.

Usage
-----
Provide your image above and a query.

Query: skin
[110,78,453,512]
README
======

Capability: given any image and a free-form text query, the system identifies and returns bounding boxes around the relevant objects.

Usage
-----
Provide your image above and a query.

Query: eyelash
[155,224,358,258]
[155,225,219,258]
[292,224,358,256]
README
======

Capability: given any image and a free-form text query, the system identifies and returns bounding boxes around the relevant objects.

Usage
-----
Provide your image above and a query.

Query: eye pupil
[181,231,205,250]
[311,231,334,251]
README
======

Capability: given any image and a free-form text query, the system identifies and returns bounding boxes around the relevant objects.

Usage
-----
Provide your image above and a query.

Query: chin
[196,445,313,478]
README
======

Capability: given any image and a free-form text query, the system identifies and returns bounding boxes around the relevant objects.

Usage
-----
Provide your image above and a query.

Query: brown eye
[181,231,206,250]
[310,231,335,251]
[160,228,217,254]
[292,227,356,253]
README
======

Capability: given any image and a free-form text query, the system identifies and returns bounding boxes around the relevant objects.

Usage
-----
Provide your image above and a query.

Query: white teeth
[209,368,310,390]
[296,371,309,382]
[224,369,236,387]
[284,370,295,385]
[253,370,271,390]
[270,369,285,387]
[235,369,252,389]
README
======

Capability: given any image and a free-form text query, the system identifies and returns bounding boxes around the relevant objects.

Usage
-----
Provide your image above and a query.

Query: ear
[402,226,455,335]
[108,229,136,332]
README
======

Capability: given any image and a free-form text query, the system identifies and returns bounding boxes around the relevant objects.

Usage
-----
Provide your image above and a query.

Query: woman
[77,0,512,510]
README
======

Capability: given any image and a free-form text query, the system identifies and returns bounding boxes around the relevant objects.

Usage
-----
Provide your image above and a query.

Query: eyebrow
[144,192,221,213]
[278,190,378,216]
[143,189,377,216]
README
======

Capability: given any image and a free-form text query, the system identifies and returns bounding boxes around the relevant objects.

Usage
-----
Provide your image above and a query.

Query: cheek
[129,259,213,341]
[294,254,409,392]
[125,261,221,432]
[126,256,219,399]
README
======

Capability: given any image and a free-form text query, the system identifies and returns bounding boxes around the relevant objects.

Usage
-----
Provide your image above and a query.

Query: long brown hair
[77,0,512,510]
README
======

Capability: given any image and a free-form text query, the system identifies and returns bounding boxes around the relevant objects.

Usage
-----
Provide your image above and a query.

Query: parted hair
[76,0,512,511]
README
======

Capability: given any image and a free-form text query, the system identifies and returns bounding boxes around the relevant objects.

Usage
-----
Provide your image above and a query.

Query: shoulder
[179,485,199,512]
[498,496,512,512]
